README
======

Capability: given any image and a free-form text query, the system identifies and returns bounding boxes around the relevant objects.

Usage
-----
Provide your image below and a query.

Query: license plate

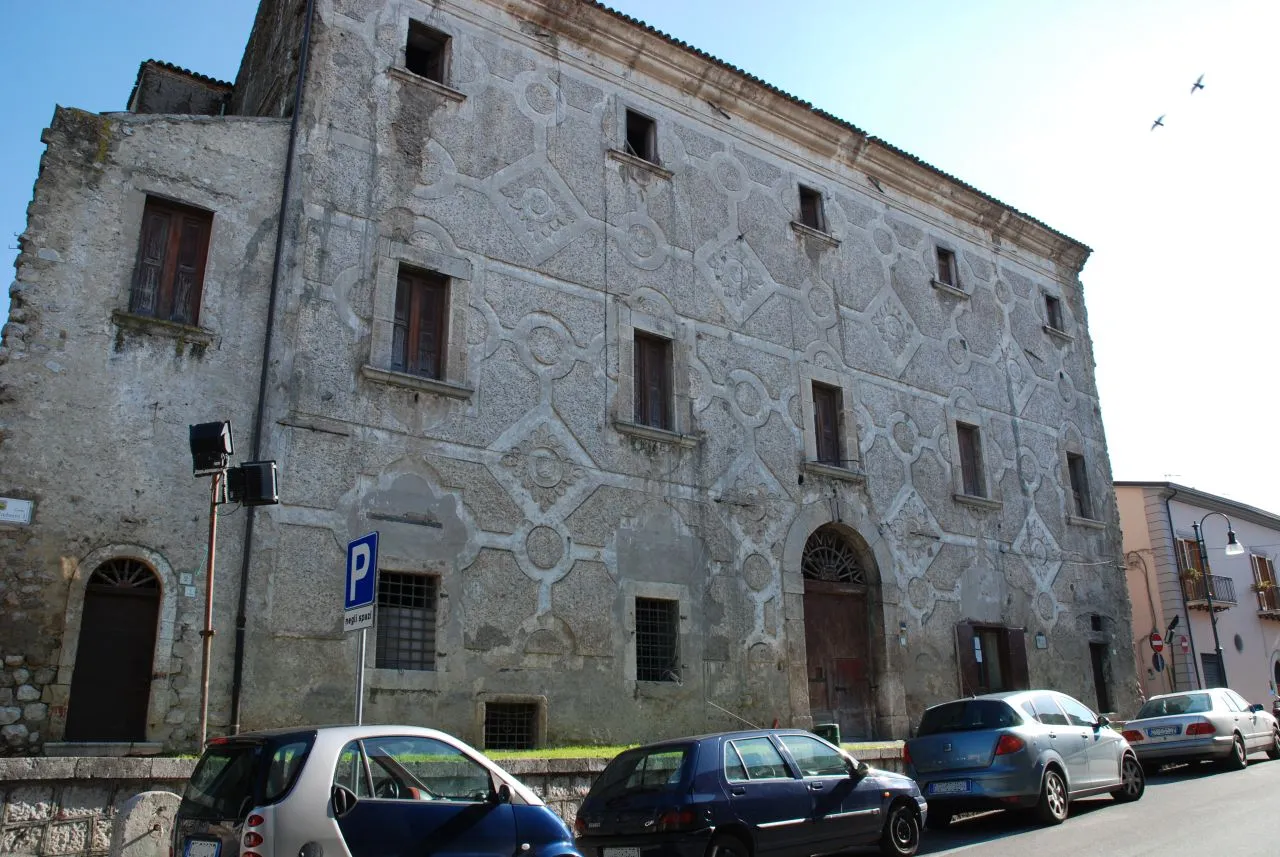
[1147,726,1179,737]
[184,840,221,857]
[604,849,640,857]
[928,780,971,795]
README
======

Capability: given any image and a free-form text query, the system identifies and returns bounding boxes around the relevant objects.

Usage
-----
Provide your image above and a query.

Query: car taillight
[573,816,586,837]
[1186,721,1216,736]
[243,809,265,857]
[656,808,698,832]
[1122,730,1144,742]
[246,815,265,828]
[902,744,912,766]
[994,734,1025,756]
[243,833,263,848]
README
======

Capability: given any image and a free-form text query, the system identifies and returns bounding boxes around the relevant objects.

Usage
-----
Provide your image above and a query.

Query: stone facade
[0,0,1136,754]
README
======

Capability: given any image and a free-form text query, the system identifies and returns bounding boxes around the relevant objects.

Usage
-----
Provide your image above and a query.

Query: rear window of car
[180,734,315,820]
[590,745,691,799]
[917,700,1021,736]
[1136,693,1212,718]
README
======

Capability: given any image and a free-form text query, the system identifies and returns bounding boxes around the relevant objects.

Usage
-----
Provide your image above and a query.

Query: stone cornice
[487,0,1090,275]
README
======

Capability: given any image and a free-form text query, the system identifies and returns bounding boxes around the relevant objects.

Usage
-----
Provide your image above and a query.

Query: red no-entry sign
[1149,632,1164,652]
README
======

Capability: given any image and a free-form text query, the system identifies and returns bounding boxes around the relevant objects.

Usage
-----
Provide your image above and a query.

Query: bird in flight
[1151,114,1165,130]
[1191,74,1205,93]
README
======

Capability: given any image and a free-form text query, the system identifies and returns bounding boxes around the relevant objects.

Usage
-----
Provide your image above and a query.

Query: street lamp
[1191,511,1245,688]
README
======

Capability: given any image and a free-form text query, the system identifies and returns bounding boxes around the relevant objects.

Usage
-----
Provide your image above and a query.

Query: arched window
[801,526,866,585]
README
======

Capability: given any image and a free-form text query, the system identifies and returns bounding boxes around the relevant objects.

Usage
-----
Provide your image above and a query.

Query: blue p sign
[345,532,378,611]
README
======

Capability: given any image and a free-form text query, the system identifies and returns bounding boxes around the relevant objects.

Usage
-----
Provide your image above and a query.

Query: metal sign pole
[198,470,221,751]
[356,627,367,725]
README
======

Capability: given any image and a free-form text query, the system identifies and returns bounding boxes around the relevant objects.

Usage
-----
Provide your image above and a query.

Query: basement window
[484,702,539,750]
[406,20,450,83]
[625,109,658,164]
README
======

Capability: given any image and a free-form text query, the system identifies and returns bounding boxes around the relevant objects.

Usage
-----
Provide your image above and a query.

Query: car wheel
[1111,755,1145,802]
[923,808,952,831]
[1267,730,1280,761]
[1222,735,1247,771]
[1034,768,1068,825]
[879,803,920,857]
[705,833,750,857]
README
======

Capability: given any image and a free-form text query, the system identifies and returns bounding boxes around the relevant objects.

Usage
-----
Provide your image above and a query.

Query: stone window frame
[361,239,473,400]
[1041,288,1074,342]
[365,563,447,693]
[474,693,547,750]
[613,306,698,447]
[946,402,1001,509]
[799,364,865,484]
[1064,450,1100,525]
[621,580,691,687]
[53,544,179,746]
[931,240,969,299]
[608,103,673,180]
[387,17,467,102]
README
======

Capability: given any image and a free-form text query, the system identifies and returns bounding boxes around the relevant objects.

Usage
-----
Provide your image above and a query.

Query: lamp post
[1191,511,1245,688]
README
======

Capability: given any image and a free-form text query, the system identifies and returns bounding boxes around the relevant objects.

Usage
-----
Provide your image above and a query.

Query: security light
[189,422,233,476]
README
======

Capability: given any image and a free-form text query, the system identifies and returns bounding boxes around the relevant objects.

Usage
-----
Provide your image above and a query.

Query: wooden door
[65,562,160,741]
[803,580,871,740]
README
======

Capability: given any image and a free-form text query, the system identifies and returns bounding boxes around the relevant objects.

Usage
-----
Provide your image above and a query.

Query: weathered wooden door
[65,561,160,741]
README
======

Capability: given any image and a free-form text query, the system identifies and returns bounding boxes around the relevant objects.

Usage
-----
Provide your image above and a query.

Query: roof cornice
[1116,481,1280,531]
[496,0,1091,274]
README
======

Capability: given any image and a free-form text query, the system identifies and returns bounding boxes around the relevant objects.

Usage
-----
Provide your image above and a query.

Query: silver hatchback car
[904,690,1143,829]
[1121,688,1280,772]
[174,725,581,857]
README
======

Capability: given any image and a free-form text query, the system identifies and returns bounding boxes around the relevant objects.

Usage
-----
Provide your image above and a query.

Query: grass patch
[487,745,635,761]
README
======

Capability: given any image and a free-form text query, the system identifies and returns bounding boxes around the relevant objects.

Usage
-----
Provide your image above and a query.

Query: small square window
[936,247,958,288]
[634,331,673,430]
[1067,452,1093,519]
[393,267,449,379]
[406,20,450,83]
[798,186,826,232]
[812,382,843,466]
[484,702,539,750]
[956,422,985,497]
[375,572,438,671]
[1045,294,1064,331]
[635,597,679,682]
[625,109,658,163]
[129,196,213,326]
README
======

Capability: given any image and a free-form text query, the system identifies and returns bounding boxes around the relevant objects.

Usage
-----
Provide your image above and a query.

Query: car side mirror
[492,783,512,805]
[853,760,870,778]
[1096,715,1110,728]
[1249,703,1265,713]
[332,785,358,819]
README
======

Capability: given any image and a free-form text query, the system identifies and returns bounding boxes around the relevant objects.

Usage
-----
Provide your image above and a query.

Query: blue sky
[3,0,1278,514]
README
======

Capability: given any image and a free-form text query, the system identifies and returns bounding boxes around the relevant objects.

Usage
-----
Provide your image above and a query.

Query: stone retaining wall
[0,744,905,856]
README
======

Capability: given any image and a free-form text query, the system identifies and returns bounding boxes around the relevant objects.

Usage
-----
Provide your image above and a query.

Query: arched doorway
[64,559,161,741]
[802,525,874,740]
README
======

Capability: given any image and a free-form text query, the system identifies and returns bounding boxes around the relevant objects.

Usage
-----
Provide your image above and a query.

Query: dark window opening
[406,20,450,83]
[1067,452,1093,518]
[1090,613,1103,632]
[635,597,679,682]
[956,422,985,497]
[798,185,826,231]
[129,197,212,325]
[392,267,448,379]
[1201,652,1225,688]
[625,109,657,163]
[1090,643,1112,712]
[1045,294,1064,331]
[812,382,843,466]
[634,331,673,430]
[484,702,538,750]
[935,247,958,287]
[375,572,437,671]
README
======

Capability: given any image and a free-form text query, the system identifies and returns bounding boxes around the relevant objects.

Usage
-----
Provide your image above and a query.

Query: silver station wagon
[174,725,582,857]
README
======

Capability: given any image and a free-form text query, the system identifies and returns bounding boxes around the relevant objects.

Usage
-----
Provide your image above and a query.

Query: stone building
[0,0,1135,754]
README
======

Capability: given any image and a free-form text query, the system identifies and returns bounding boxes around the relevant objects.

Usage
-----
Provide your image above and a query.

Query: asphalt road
[907,753,1280,856]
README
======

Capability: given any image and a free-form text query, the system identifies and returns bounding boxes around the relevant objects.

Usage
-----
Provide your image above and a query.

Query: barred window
[635,597,679,682]
[484,702,538,750]
[375,572,437,671]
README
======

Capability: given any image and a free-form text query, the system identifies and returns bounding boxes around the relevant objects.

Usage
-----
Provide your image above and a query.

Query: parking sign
[344,532,378,633]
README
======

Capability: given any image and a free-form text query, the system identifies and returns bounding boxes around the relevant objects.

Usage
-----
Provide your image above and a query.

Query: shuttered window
[1177,537,1206,575]
[392,268,448,379]
[956,422,985,497]
[955,623,1029,695]
[798,185,825,231]
[1067,453,1093,518]
[1253,554,1278,612]
[936,247,958,287]
[634,332,672,430]
[129,197,212,325]
[1045,294,1064,331]
[812,382,842,466]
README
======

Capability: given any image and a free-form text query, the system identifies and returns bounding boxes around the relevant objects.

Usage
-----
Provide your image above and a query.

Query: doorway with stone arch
[801,524,878,740]
[64,558,161,741]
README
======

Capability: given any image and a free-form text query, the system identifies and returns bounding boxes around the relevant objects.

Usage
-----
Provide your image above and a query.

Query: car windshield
[917,700,1020,736]
[590,745,691,800]
[1136,693,1212,718]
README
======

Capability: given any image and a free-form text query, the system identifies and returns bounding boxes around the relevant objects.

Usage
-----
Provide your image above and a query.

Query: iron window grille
[635,597,680,682]
[484,702,538,750]
[801,526,866,585]
[375,572,437,671]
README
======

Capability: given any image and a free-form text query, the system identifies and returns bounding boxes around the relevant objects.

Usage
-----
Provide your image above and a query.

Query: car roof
[214,724,465,743]
[1144,689,1215,701]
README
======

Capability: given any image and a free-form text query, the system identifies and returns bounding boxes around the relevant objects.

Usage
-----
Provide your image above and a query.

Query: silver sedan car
[904,690,1143,829]
[1121,688,1280,773]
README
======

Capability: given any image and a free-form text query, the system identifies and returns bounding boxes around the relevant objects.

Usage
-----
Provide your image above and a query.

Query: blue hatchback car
[574,729,926,857]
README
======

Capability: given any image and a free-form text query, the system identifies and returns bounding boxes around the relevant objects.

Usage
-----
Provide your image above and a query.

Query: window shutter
[392,278,410,371]
[954,622,979,696]
[813,384,840,464]
[1005,627,1030,690]
[413,281,446,379]
[170,214,208,324]
[130,209,171,316]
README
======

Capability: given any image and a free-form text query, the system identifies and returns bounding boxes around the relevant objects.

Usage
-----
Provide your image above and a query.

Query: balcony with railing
[1255,584,1280,620]
[1181,573,1237,612]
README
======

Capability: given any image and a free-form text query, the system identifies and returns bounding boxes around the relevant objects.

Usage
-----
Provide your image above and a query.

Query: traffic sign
[1149,631,1164,653]
[344,532,378,633]
[1179,635,1189,654]
[1152,652,1165,673]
